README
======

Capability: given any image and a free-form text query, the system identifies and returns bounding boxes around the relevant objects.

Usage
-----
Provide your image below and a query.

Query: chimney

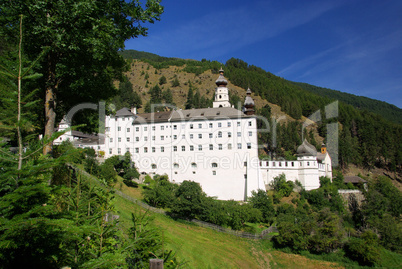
[131,106,137,114]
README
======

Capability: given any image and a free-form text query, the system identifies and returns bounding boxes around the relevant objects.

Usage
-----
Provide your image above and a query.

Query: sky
[125,0,402,108]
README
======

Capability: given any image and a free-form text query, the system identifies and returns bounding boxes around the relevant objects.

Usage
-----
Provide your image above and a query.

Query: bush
[123,179,139,188]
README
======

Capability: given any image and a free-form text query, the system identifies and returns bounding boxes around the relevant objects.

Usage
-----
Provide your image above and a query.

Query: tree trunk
[43,52,57,155]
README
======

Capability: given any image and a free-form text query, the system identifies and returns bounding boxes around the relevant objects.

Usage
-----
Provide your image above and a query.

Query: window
[237,132,241,137]
[209,123,213,128]
[144,127,147,131]
[307,162,310,166]
[219,144,222,150]
[181,146,185,151]
[209,144,213,150]
[190,145,194,151]
[247,143,251,149]
[136,127,139,132]
[161,147,164,152]
[218,131,222,138]
[248,121,252,126]
[190,134,193,139]
[249,131,252,136]
[173,163,179,168]
[161,126,165,130]
[237,122,240,127]
[198,123,202,128]
[237,143,242,149]
[191,162,197,168]
[193,171,196,174]
[109,148,112,154]
[127,137,130,142]
[228,132,232,137]
[144,147,148,153]
[118,148,121,154]
[136,137,139,142]
[292,162,294,167]
[160,136,164,141]
[173,146,177,152]
[152,147,155,153]
[209,133,213,138]
[127,128,130,132]
[152,136,155,141]
[110,138,113,142]
[144,137,148,141]
[173,125,177,130]
[151,164,157,169]
[227,122,231,127]
[118,127,121,131]
[273,162,276,167]
[198,134,202,139]
[212,171,216,175]
[190,124,193,129]
[152,126,155,131]
[228,143,232,150]
[218,122,222,127]
[118,137,121,142]
[126,148,130,152]
[212,162,218,168]
[135,148,139,153]
[182,134,185,139]
[198,145,202,151]
[174,135,177,140]
[106,127,110,132]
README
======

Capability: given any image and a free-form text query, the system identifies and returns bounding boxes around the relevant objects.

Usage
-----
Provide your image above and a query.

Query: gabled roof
[133,111,172,124]
[115,107,135,117]
[130,107,251,125]
[171,107,245,121]
[296,139,317,156]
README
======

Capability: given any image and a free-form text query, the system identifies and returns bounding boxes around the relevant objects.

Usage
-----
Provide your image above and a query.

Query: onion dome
[296,139,317,156]
[244,88,255,108]
[215,67,228,87]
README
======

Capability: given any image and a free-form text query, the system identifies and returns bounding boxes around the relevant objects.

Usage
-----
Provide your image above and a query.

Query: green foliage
[1,1,163,141]
[171,181,207,219]
[159,75,167,85]
[249,189,275,223]
[345,232,380,266]
[113,75,143,110]
[171,76,180,87]
[270,174,294,201]
[143,175,177,208]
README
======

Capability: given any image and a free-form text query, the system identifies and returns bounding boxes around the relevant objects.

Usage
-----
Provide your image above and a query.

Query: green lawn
[112,179,345,269]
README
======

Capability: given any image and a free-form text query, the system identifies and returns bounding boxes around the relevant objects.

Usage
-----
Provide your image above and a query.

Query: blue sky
[125,0,402,108]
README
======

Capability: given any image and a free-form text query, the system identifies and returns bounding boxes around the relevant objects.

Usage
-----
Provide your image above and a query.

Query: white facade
[104,107,264,200]
[260,141,332,190]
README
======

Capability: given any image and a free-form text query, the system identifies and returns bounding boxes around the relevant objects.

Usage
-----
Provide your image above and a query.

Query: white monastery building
[56,68,332,200]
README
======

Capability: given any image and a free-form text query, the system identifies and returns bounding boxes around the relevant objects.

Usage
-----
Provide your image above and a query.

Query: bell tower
[213,67,231,108]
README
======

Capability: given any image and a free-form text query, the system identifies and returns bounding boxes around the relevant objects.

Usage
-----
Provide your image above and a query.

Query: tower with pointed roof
[213,67,231,108]
[243,88,255,115]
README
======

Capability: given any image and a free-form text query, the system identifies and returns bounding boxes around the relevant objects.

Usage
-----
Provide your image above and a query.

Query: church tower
[243,88,255,115]
[213,67,231,108]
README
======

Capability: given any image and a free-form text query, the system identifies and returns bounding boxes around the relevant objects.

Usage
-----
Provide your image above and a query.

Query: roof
[296,139,317,156]
[317,152,327,161]
[133,111,172,124]
[344,176,367,184]
[131,107,251,125]
[115,107,135,117]
[215,74,228,86]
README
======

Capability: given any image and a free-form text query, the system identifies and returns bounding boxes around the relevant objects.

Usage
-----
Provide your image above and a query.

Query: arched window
[173,163,179,168]
[191,162,197,168]
[212,162,218,168]
[151,164,157,169]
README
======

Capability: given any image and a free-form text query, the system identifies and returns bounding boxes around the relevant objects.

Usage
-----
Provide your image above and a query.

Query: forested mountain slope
[118,50,401,177]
